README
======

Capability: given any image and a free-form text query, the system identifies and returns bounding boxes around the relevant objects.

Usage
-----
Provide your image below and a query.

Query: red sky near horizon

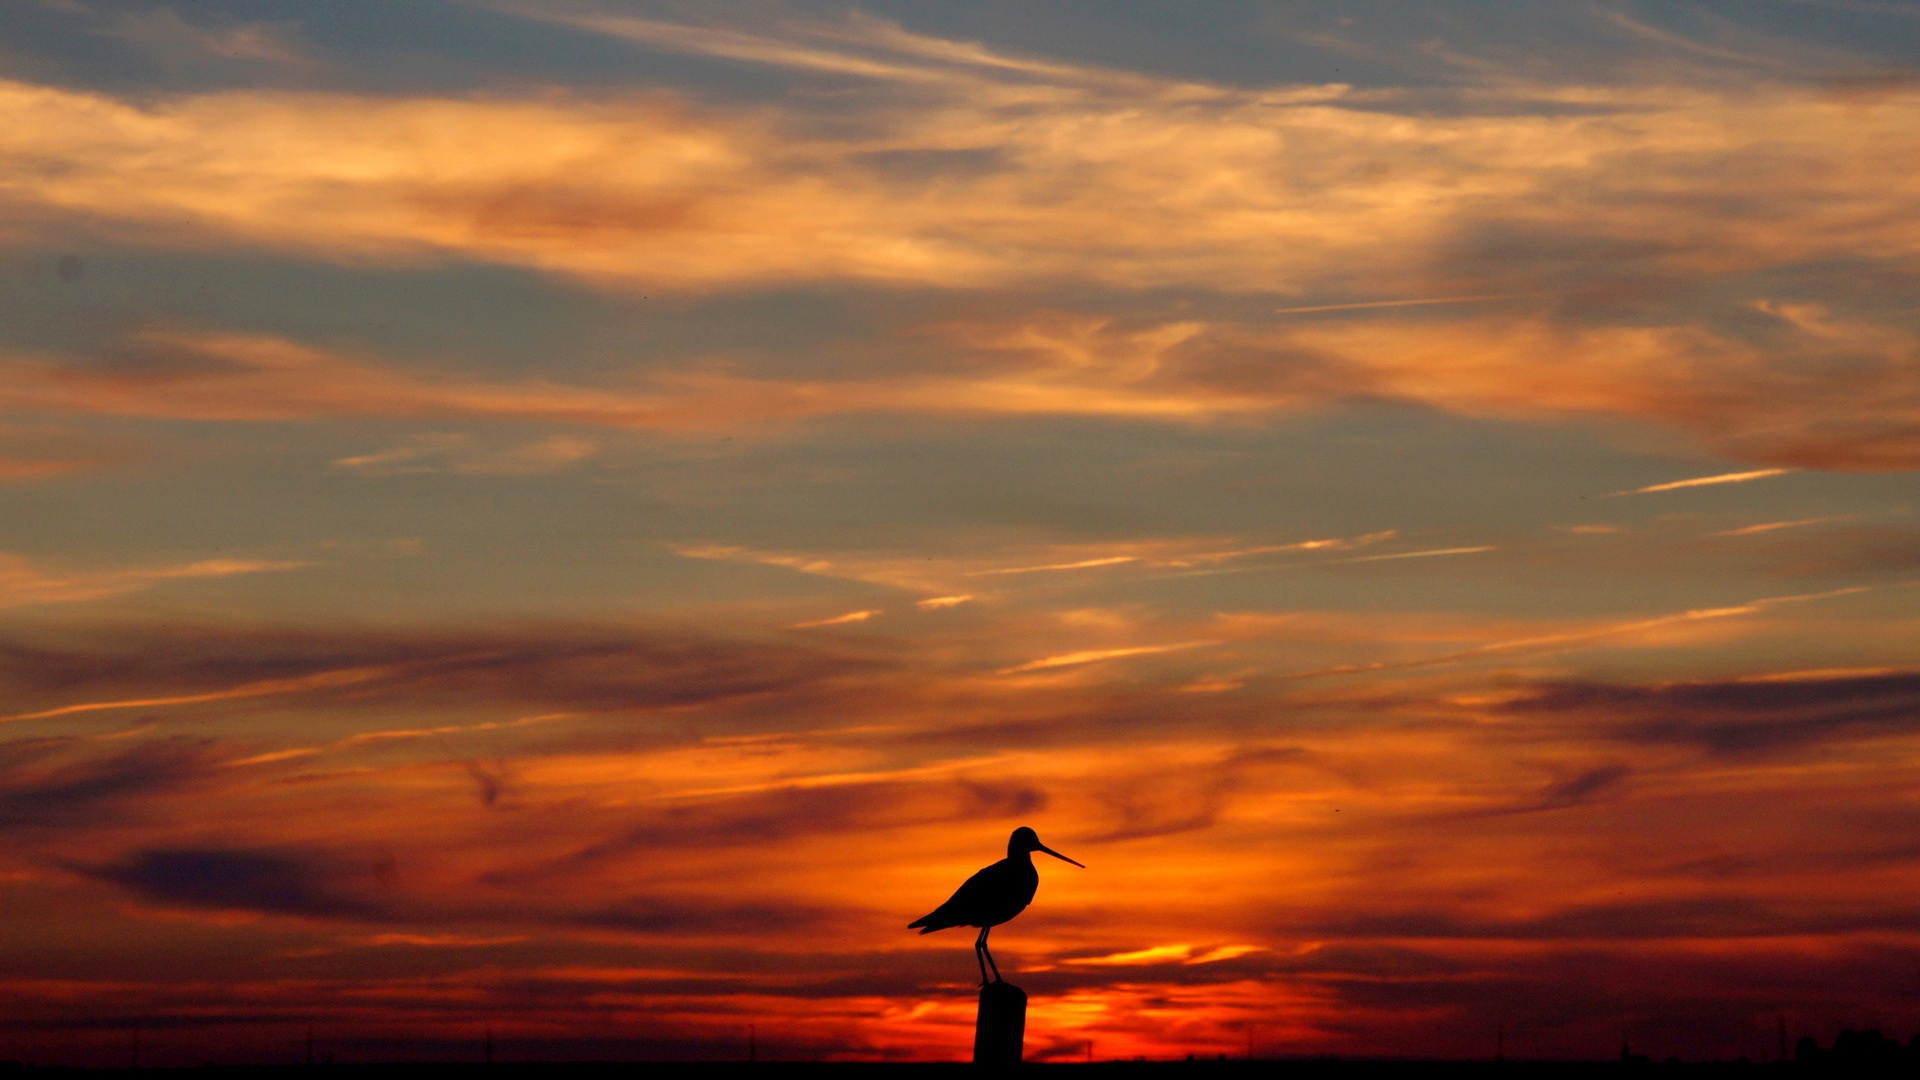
[4,0,1920,1066]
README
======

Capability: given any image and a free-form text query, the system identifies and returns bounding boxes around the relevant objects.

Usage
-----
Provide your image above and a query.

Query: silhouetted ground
[0,1062,1879,1078]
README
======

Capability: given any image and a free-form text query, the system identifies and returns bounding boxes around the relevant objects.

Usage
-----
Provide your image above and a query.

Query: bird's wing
[907,862,1002,932]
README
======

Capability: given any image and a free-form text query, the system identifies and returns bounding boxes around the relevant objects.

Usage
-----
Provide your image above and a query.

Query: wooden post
[973,981,1026,1065]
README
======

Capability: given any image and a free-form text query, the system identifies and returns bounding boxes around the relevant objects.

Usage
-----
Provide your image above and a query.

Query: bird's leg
[974,926,991,986]
[980,925,1003,984]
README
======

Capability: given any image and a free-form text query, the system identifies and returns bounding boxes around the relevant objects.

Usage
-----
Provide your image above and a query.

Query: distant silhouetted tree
[1795,1035,1822,1063]
[1794,1028,1917,1066]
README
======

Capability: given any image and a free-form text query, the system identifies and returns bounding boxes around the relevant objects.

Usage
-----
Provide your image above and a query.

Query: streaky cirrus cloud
[0,736,219,829]
[3,10,1920,469]
[2,24,1918,298]
[11,299,1920,469]
[2,603,1919,1063]
[1601,467,1792,498]
[790,609,881,629]
[0,621,880,725]
[332,433,597,476]
[999,641,1221,676]
[1507,668,1920,755]
[0,551,311,613]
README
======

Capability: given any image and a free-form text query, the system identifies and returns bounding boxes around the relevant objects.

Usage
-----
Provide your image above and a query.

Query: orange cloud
[1,48,1917,298]
[1603,468,1792,497]
[332,433,596,475]
[7,300,1920,472]
[0,18,1919,468]
[4,608,1920,1062]
[790,609,882,629]
[999,641,1220,675]
[0,551,310,615]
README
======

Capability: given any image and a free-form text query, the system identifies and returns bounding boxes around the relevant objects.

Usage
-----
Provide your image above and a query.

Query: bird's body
[909,852,1040,934]
[909,827,1082,984]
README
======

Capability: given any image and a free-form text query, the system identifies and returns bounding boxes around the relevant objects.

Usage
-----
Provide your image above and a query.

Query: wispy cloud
[1339,546,1496,564]
[1602,469,1791,497]
[1,50,1918,463]
[1274,294,1525,315]
[0,552,311,613]
[333,433,595,475]
[1,662,398,724]
[1268,585,1888,683]
[0,623,870,725]
[790,609,881,629]
[1714,517,1833,536]
[999,640,1219,674]
[0,457,98,481]
[227,711,578,769]
[107,9,315,70]
[675,532,1409,599]
[1155,531,1398,568]
[1063,943,1264,967]
[970,556,1139,577]
[915,595,973,610]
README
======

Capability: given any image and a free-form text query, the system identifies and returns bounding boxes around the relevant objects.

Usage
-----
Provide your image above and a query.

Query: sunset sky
[5,0,1920,1065]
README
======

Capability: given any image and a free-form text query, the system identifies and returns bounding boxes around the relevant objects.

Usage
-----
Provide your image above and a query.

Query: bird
[909,826,1083,985]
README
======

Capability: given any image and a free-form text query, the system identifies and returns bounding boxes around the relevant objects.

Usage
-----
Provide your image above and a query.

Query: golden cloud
[2,30,1920,465]
[0,551,311,614]
[1,53,1917,295]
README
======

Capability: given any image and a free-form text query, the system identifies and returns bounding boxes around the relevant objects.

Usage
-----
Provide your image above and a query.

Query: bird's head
[1009,826,1084,867]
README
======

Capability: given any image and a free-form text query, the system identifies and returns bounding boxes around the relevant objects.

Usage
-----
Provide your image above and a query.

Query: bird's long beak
[1038,844,1085,868]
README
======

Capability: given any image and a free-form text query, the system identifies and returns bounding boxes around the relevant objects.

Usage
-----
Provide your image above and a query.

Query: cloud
[915,595,972,610]
[1338,545,1495,564]
[999,641,1219,675]
[0,324,1264,433]
[9,299,1907,478]
[0,16,1918,466]
[790,609,881,629]
[0,736,216,828]
[1,604,1918,1062]
[87,846,386,918]
[0,330,693,427]
[0,457,95,481]
[332,433,596,476]
[576,896,839,936]
[0,550,311,612]
[1274,294,1525,315]
[1061,943,1199,967]
[675,532,1404,600]
[1317,896,1920,941]
[1507,668,1920,754]
[350,933,527,948]
[0,622,878,725]
[970,556,1139,577]
[6,293,1920,470]
[1079,745,1312,843]
[1749,525,1920,575]
[106,10,314,70]
[1714,517,1833,537]
[565,777,1048,863]
[1061,943,1264,967]
[1601,468,1792,497]
[1263,584,1882,683]
[0,58,1907,307]
[1534,763,1632,810]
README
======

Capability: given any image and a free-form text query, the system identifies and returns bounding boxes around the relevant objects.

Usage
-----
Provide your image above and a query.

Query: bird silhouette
[909,827,1083,984]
